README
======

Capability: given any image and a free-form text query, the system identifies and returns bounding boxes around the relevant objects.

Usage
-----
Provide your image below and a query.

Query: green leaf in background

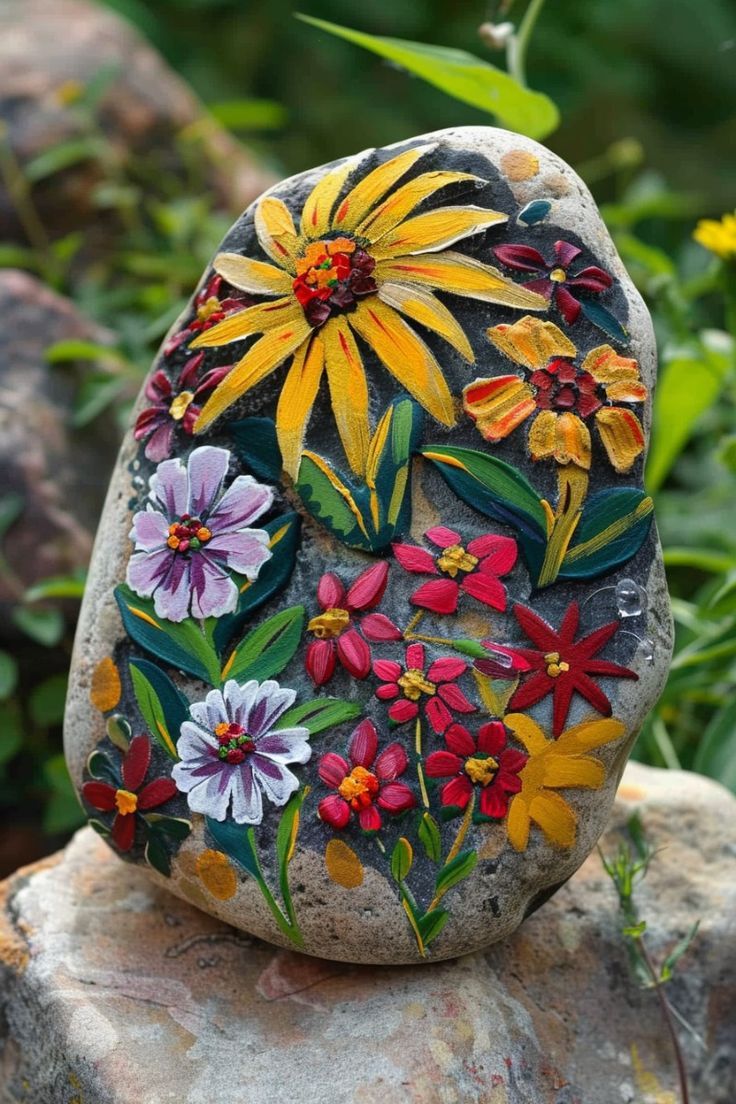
[24,137,106,182]
[208,98,287,131]
[29,675,68,727]
[222,605,305,683]
[647,329,734,492]
[0,652,18,701]
[12,606,65,647]
[0,703,22,770]
[275,697,362,737]
[43,755,85,835]
[296,15,558,140]
[693,695,736,791]
[114,584,221,685]
[129,658,189,759]
[0,494,23,538]
[24,571,87,602]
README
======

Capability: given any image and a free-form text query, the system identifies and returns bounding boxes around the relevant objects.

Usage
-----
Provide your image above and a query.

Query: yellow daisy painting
[190,143,548,476]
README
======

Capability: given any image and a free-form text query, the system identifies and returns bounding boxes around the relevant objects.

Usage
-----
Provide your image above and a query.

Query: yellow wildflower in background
[693,211,736,262]
[504,712,626,851]
[190,143,547,475]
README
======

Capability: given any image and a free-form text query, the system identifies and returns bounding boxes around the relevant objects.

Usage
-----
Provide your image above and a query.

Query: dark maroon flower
[134,353,232,461]
[492,240,612,324]
[529,357,603,418]
[425,720,527,818]
[393,525,517,614]
[509,601,638,737]
[317,719,415,831]
[82,735,177,851]
[163,274,250,356]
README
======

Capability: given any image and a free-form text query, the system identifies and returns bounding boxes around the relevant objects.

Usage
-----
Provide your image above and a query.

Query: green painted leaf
[434,849,478,897]
[275,697,362,736]
[213,513,301,654]
[416,907,450,945]
[86,748,118,784]
[296,15,558,140]
[88,818,110,837]
[296,453,371,550]
[579,299,629,344]
[115,584,221,684]
[228,416,283,482]
[223,606,305,683]
[559,488,654,580]
[417,812,442,863]
[144,813,192,842]
[144,831,173,876]
[129,659,189,759]
[106,714,131,751]
[390,837,414,883]
[205,816,259,879]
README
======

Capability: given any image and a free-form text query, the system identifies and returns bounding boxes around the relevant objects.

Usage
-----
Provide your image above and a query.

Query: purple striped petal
[187,446,230,517]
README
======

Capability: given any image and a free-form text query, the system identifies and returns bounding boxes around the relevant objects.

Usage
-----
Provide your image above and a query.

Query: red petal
[373,659,402,682]
[460,572,507,611]
[305,639,336,686]
[318,794,350,829]
[145,370,172,402]
[122,734,151,792]
[318,752,349,788]
[178,352,205,387]
[345,560,389,611]
[137,778,177,810]
[111,812,136,851]
[359,804,382,831]
[337,629,371,679]
[552,678,576,738]
[573,671,613,717]
[411,578,459,614]
[445,722,476,757]
[477,721,507,756]
[82,781,117,812]
[424,750,463,778]
[360,613,403,642]
[427,656,466,682]
[493,244,547,272]
[572,618,619,658]
[377,782,416,814]
[555,286,581,324]
[405,643,425,670]
[425,526,461,549]
[510,670,554,711]
[585,659,638,679]
[567,266,612,292]
[425,697,452,734]
[393,543,438,574]
[559,601,581,644]
[479,785,509,819]
[514,603,559,650]
[317,573,346,610]
[389,699,419,725]
[467,534,517,573]
[349,720,378,769]
[554,240,582,267]
[375,742,408,781]
[375,682,400,701]
[499,748,528,776]
[439,776,473,809]
[437,683,476,714]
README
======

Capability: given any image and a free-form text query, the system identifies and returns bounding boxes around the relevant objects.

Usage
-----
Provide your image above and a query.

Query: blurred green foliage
[0,0,735,864]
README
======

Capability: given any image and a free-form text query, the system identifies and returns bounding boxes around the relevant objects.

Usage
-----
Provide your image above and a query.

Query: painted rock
[64,127,672,964]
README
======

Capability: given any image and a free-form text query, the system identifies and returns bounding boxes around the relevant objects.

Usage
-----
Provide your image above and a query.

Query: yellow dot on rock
[500,149,540,182]
[325,838,364,889]
[89,656,122,712]
[196,849,239,900]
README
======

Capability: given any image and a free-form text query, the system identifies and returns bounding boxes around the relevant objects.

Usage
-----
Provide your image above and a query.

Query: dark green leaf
[659,921,699,982]
[296,453,371,550]
[579,300,629,344]
[417,812,442,863]
[0,651,18,700]
[0,703,22,768]
[518,199,552,225]
[106,714,132,751]
[390,837,414,882]
[129,658,189,759]
[205,816,259,879]
[87,749,118,784]
[693,696,736,791]
[275,697,362,736]
[223,606,305,683]
[29,675,68,725]
[0,494,23,538]
[43,755,85,834]
[416,907,449,945]
[115,584,221,685]
[144,831,173,876]
[560,488,654,580]
[228,417,283,481]
[144,813,192,842]
[434,849,478,897]
[24,137,106,182]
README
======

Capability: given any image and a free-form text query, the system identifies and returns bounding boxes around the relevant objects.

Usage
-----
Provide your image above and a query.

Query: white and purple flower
[127,446,273,622]
[172,679,311,824]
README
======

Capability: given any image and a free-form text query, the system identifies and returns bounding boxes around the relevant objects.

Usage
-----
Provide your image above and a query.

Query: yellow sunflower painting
[190,143,548,476]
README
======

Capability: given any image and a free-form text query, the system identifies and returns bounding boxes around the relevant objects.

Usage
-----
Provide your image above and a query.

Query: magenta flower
[163,274,249,356]
[305,562,402,686]
[127,445,273,622]
[492,240,612,324]
[393,526,517,615]
[317,719,415,832]
[425,720,527,819]
[133,353,232,462]
[374,643,475,734]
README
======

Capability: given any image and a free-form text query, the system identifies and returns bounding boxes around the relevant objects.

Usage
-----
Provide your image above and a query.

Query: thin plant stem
[0,126,58,281]
[636,936,690,1104]
[415,717,430,808]
[426,792,475,912]
[507,0,547,87]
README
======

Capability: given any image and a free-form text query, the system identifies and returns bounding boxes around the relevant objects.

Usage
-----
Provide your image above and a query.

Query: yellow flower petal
[488,315,577,370]
[506,795,531,852]
[378,281,474,362]
[463,375,536,441]
[300,154,364,240]
[275,335,325,478]
[331,145,433,232]
[196,850,238,900]
[541,756,606,790]
[376,252,548,310]
[190,296,300,349]
[581,344,643,386]
[212,252,292,296]
[693,211,736,261]
[195,315,312,432]
[528,411,591,469]
[322,317,370,476]
[370,206,508,261]
[595,407,646,473]
[528,792,578,848]
[254,195,300,273]
[349,298,455,428]
[504,713,548,756]
[555,716,626,754]
[356,170,483,241]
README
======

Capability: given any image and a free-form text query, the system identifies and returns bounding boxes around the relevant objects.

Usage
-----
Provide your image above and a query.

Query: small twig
[506,0,547,87]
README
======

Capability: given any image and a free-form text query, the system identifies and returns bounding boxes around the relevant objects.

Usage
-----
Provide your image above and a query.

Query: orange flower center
[436,543,478,578]
[398,668,436,701]
[168,390,196,421]
[308,607,350,639]
[166,515,212,554]
[338,765,380,810]
[114,788,138,815]
[292,236,377,327]
[197,296,223,322]
[549,267,567,283]
[464,755,498,786]
[544,651,571,678]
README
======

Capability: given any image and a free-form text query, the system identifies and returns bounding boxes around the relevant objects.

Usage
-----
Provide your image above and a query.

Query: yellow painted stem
[537,464,589,588]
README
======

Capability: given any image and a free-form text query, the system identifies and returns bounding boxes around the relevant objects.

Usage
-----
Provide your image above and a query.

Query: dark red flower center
[292,236,377,328]
[215,721,254,764]
[166,514,212,554]
[338,765,380,811]
[531,358,603,418]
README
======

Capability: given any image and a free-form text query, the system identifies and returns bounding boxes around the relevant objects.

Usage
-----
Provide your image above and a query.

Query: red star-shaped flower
[509,601,638,737]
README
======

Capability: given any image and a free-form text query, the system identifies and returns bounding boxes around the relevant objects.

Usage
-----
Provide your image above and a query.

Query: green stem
[245,829,303,948]
[507,0,547,86]
[426,793,475,913]
[0,126,59,283]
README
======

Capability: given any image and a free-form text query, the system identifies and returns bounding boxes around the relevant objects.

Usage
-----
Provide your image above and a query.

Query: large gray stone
[0,764,733,1104]
[64,126,673,962]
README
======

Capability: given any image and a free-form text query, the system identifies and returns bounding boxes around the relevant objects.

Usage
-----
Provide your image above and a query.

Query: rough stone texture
[64,126,673,962]
[0,0,274,241]
[0,763,733,1104]
[0,270,119,634]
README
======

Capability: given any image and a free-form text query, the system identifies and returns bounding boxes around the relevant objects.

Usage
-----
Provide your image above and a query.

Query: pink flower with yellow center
[424,720,527,819]
[392,525,517,614]
[373,642,475,734]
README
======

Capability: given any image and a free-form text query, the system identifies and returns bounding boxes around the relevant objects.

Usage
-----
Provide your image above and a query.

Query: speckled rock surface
[64,126,672,963]
[1,764,733,1104]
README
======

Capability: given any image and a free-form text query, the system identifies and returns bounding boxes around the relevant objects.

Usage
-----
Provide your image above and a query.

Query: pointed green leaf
[205,816,260,880]
[129,659,189,760]
[434,849,477,897]
[390,837,414,883]
[417,812,442,863]
[560,488,654,580]
[222,606,305,683]
[275,697,362,736]
[115,584,221,685]
[416,907,450,945]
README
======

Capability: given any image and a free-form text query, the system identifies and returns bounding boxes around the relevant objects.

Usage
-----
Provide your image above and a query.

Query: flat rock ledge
[1,763,734,1104]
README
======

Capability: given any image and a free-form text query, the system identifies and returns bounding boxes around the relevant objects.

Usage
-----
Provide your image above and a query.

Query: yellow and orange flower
[693,210,736,262]
[189,144,547,475]
[503,712,626,851]
[463,315,648,473]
